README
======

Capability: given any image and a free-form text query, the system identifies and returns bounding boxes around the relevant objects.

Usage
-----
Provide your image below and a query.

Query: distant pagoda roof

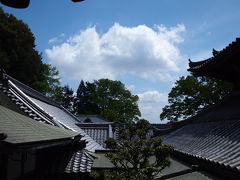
[188,37,240,83]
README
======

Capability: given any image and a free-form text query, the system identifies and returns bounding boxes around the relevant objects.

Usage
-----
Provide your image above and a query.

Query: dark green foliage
[74,79,141,123]
[39,64,61,96]
[74,80,100,115]
[160,75,233,121]
[102,119,173,180]
[52,85,75,112]
[0,7,60,95]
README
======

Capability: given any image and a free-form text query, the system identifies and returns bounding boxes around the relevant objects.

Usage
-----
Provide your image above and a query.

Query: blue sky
[2,0,240,123]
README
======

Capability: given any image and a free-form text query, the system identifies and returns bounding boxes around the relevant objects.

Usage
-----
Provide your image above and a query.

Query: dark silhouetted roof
[188,37,240,82]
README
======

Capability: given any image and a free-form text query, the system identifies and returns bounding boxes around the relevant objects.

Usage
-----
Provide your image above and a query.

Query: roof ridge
[187,37,240,81]
[7,79,63,127]
[7,75,61,107]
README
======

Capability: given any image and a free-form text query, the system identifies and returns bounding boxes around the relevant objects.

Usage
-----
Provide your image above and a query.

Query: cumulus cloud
[46,23,185,81]
[138,90,168,123]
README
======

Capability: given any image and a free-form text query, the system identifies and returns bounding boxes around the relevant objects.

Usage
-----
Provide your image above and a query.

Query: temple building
[0,69,105,179]
[160,37,240,179]
[76,115,121,148]
[2,37,240,179]
[0,105,84,180]
[188,38,240,87]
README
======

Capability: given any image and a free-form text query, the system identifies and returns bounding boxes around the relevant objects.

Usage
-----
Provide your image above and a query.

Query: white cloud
[48,37,58,44]
[138,90,168,123]
[46,23,185,81]
[48,33,66,44]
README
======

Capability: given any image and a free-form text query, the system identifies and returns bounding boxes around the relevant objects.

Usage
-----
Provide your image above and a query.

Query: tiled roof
[65,150,94,173]
[0,79,62,126]
[81,127,109,147]
[0,70,104,173]
[0,90,26,115]
[7,75,61,107]
[187,37,240,82]
[92,153,217,179]
[188,37,240,71]
[0,105,78,145]
[77,123,120,148]
[151,123,172,130]
[163,119,240,172]
[154,91,240,137]
[81,127,115,148]
[155,157,219,180]
[28,96,104,152]
[77,114,113,124]
[76,115,121,147]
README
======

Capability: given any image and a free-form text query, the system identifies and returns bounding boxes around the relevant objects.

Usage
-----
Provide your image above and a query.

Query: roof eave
[1,136,85,152]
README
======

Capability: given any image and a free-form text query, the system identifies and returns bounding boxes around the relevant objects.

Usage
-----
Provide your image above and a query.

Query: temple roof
[154,90,240,178]
[77,114,114,124]
[76,115,121,148]
[0,105,79,146]
[0,69,104,173]
[188,37,240,82]
[163,119,240,176]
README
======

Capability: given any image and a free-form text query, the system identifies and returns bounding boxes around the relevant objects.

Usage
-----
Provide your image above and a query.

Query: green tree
[0,7,60,95]
[74,80,100,115]
[52,85,75,112]
[37,64,61,96]
[100,119,173,180]
[74,79,141,123]
[160,75,233,122]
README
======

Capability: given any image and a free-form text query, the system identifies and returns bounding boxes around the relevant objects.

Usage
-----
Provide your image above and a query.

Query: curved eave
[188,38,240,82]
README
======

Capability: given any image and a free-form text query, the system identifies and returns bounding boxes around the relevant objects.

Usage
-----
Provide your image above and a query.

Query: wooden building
[0,69,104,179]
[76,115,121,148]
[160,38,240,179]
[0,105,85,180]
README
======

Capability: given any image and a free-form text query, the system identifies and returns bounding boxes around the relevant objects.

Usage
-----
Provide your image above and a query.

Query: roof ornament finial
[188,59,194,68]
[212,48,219,57]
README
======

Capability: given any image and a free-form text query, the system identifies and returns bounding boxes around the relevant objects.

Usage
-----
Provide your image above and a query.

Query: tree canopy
[74,79,141,123]
[74,80,100,115]
[160,75,233,122]
[98,119,173,180]
[52,85,75,112]
[0,7,61,95]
